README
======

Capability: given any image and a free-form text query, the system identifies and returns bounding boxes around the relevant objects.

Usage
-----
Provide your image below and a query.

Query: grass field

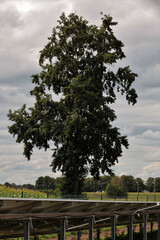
[85,192,160,202]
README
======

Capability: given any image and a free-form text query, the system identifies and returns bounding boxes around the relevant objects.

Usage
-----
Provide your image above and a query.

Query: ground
[47,223,158,240]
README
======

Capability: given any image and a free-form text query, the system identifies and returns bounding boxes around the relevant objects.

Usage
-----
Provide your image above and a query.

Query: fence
[85,192,160,201]
[1,186,160,202]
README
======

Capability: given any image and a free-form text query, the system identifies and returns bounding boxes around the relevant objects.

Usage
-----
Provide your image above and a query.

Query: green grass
[85,192,160,202]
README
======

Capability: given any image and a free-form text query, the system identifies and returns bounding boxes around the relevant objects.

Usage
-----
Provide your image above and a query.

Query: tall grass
[0,185,47,199]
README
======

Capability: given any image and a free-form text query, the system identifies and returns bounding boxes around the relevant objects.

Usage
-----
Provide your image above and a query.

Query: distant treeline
[1,176,160,194]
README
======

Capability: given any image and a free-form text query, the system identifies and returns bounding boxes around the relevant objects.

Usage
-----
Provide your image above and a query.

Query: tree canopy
[105,176,128,197]
[8,12,138,194]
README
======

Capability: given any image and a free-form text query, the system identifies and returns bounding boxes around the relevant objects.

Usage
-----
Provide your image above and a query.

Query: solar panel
[0,198,159,238]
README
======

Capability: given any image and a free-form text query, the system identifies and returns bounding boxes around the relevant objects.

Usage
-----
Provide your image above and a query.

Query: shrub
[105,184,128,197]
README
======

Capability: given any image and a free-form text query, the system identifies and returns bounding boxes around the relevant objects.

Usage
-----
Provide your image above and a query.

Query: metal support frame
[111,216,116,240]
[60,219,66,240]
[129,215,134,240]
[139,223,143,233]
[89,217,94,240]
[158,213,160,240]
[34,237,39,240]
[143,214,148,240]
[97,229,101,240]
[24,221,30,240]
[77,231,81,240]
[150,222,153,232]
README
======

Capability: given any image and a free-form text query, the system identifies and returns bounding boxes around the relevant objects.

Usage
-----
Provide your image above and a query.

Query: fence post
[21,191,23,198]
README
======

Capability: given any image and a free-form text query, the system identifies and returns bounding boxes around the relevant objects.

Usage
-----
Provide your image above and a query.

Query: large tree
[8,13,138,194]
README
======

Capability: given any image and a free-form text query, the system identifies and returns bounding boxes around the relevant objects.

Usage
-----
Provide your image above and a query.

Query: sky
[0,0,160,185]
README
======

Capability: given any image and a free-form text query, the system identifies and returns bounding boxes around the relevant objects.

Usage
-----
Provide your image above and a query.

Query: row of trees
[3,182,35,190]
[84,176,160,193]
[3,176,160,194]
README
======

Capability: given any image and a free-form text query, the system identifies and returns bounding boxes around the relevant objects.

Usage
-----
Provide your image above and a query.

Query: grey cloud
[145,159,160,163]
[0,85,34,111]
[0,144,57,184]
[72,0,136,23]
[0,1,70,89]
[132,126,160,136]
[0,7,22,28]
[138,64,160,90]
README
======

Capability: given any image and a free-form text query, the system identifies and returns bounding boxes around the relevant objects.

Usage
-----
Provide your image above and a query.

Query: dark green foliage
[4,182,35,190]
[105,183,128,197]
[146,177,154,192]
[8,13,137,194]
[135,177,145,192]
[82,178,94,192]
[35,176,45,190]
[105,176,128,197]
[99,176,112,192]
[35,176,55,190]
[4,182,12,188]
[120,175,137,192]
[83,176,112,192]
[155,177,160,192]
[22,184,35,190]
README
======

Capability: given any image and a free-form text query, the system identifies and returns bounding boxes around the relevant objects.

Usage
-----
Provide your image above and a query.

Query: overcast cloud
[0,0,160,185]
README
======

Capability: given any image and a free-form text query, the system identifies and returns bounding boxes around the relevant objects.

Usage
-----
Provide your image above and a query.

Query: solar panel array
[0,198,160,238]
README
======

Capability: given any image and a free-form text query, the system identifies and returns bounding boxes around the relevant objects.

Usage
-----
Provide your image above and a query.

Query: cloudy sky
[0,0,160,185]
